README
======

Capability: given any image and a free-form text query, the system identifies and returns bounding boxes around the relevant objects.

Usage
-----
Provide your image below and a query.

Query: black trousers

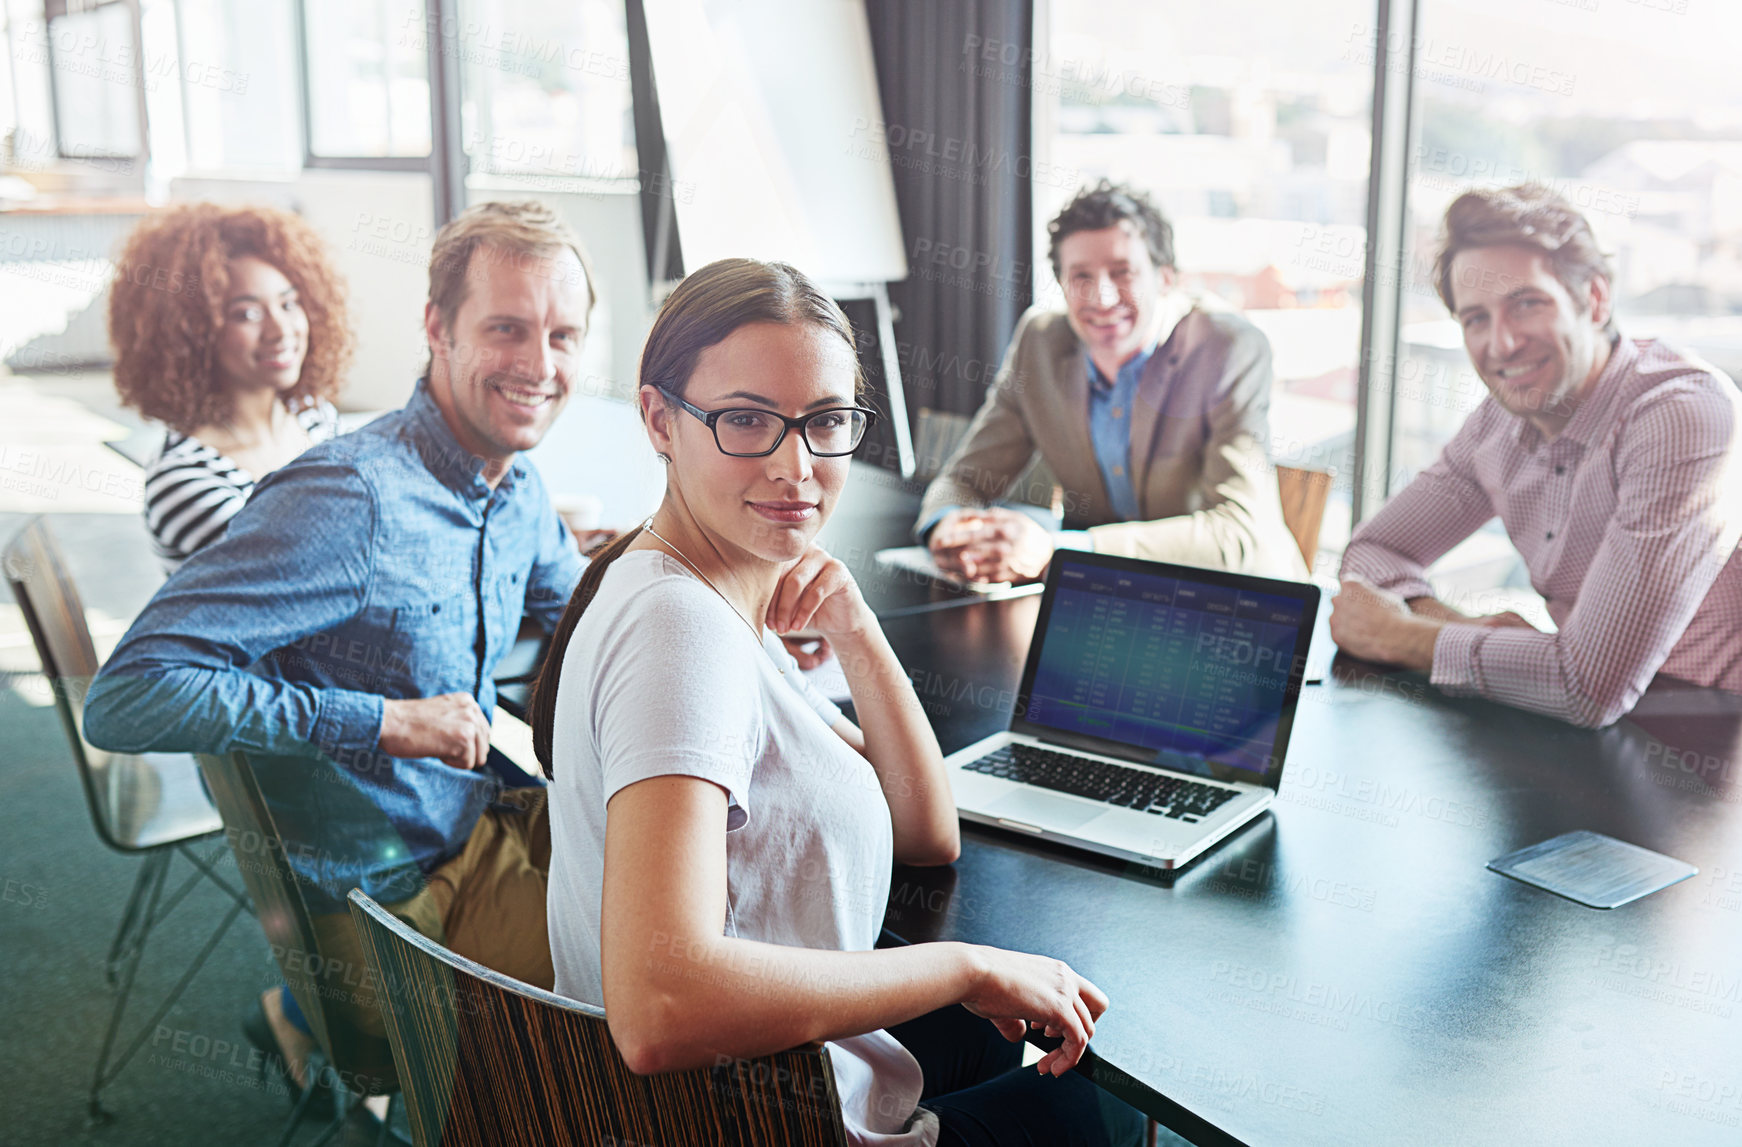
[886,1004,1148,1147]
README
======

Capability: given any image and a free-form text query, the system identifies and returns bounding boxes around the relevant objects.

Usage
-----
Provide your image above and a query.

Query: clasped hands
[928,507,1055,585]
[1329,577,1538,672]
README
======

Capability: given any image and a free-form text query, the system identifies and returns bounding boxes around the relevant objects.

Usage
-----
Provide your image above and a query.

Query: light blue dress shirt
[919,341,1159,552]
[1084,342,1158,523]
[85,380,584,904]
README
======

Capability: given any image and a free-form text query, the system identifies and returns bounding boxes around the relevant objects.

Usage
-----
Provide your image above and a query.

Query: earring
[655,452,671,465]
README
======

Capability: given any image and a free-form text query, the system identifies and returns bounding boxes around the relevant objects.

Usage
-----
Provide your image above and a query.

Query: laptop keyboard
[964,744,1240,822]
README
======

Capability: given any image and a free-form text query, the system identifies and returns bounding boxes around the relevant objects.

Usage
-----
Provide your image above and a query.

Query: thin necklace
[642,519,783,675]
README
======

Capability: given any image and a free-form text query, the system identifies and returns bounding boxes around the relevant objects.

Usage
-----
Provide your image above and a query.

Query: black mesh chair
[3,517,250,1125]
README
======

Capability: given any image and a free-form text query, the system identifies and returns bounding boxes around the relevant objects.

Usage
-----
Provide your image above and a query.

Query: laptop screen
[1015,553,1316,786]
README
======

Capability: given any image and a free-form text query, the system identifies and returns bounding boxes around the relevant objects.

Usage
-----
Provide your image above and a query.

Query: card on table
[1487,829,1696,909]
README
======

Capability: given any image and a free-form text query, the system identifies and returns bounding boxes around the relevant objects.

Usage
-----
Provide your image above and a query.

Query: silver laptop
[945,550,1319,870]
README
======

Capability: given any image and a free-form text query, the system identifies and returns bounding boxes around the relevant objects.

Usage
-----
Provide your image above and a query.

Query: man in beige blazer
[918,182,1305,583]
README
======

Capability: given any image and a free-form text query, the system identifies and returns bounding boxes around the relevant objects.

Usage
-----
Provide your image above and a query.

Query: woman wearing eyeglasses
[530,259,1143,1147]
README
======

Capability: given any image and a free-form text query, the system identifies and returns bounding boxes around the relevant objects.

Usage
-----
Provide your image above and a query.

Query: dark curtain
[865,0,1036,421]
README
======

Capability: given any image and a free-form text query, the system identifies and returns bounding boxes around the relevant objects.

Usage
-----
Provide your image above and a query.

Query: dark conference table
[512,464,1741,1144]
[873,593,1742,1146]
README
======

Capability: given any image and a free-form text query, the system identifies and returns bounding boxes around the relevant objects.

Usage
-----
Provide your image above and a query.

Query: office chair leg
[104,846,217,988]
[274,1067,322,1147]
[177,839,251,910]
[86,850,168,1125]
[84,849,247,1123]
[275,1055,355,1147]
[304,1090,356,1147]
[103,853,165,985]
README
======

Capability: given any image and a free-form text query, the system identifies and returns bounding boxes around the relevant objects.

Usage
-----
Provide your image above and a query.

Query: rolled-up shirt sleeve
[84,463,385,760]
[1430,385,1742,727]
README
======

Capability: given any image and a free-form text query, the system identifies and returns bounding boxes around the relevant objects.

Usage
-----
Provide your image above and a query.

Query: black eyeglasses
[653,385,879,458]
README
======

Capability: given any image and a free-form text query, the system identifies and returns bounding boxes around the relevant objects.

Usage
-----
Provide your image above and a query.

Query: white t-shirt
[547,551,939,1147]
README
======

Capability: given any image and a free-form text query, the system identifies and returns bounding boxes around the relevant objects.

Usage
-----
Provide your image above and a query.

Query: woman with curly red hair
[109,203,355,570]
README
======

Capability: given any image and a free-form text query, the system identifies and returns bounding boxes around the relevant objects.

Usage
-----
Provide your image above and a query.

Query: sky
[1050,0,1742,122]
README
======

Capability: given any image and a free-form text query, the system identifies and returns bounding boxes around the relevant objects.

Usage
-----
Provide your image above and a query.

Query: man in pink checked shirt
[1330,183,1742,727]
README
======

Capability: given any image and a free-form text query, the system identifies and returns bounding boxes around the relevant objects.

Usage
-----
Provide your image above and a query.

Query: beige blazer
[917,302,1307,579]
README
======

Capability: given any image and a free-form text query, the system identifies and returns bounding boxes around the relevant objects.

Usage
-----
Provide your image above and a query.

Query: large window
[456,0,635,183]
[175,0,301,172]
[303,0,431,160]
[1,0,163,178]
[1389,0,1742,593]
[1399,0,1742,475]
[447,0,642,411]
[1041,0,1742,594]
[1038,0,1375,563]
[45,0,140,158]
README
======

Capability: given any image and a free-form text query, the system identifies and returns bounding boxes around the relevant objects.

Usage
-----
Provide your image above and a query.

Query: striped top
[1342,336,1742,727]
[143,399,340,572]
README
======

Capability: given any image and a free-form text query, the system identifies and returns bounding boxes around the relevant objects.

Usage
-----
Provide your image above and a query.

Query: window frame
[294,0,434,172]
[1352,0,1420,525]
[1028,0,1425,534]
[44,0,146,162]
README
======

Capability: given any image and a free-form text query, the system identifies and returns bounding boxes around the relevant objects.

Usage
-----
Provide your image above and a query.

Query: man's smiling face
[425,243,591,470]
[1450,242,1612,428]
[1057,220,1173,371]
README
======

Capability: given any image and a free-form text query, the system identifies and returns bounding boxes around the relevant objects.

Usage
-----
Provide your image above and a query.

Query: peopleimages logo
[847,117,1081,190]
[1646,739,1737,784]
[1344,23,1578,97]
[0,445,143,503]
[1280,763,1489,828]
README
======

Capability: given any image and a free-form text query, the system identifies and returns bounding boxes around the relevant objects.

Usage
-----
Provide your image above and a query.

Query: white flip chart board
[642,0,908,286]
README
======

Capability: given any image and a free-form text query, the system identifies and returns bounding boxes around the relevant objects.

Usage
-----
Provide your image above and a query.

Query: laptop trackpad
[984,789,1107,832]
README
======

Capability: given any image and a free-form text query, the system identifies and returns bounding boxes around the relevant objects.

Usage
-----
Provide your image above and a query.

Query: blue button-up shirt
[86,380,583,901]
[1084,343,1157,523]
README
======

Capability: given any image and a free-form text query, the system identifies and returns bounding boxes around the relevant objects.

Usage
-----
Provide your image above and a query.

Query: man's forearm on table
[1391,615,1446,673]
[1085,502,1259,571]
[1406,596,1475,624]
[1338,536,1440,603]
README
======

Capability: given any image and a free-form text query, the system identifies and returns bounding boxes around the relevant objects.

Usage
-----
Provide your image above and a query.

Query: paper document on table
[1487,830,1696,909]
[488,706,545,786]
[874,545,1012,592]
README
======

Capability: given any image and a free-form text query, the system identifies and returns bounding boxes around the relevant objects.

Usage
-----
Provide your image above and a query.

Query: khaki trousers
[308,787,554,1041]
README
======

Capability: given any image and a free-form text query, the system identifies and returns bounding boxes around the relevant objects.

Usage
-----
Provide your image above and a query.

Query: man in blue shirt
[84,200,592,1097]
[916,181,1305,583]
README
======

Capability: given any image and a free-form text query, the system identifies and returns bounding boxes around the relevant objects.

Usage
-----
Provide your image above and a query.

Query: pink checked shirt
[1342,336,1742,727]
